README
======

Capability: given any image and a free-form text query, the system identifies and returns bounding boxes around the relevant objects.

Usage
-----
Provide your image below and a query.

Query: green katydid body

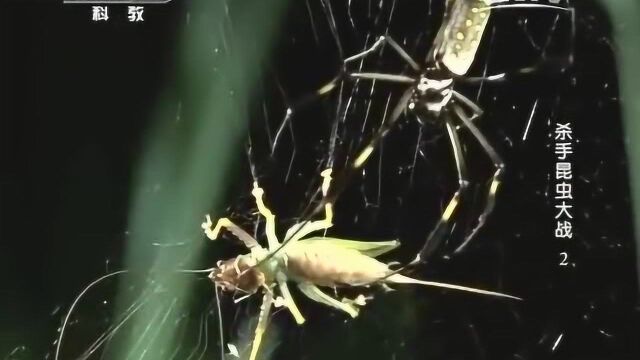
[284,238,400,287]
[220,236,521,320]
[204,170,520,360]
[284,237,521,300]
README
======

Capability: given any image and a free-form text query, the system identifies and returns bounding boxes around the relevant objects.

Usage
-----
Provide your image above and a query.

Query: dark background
[1,0,639,359]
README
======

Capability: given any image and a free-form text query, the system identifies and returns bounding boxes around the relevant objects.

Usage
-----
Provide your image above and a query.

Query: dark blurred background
[1,1,639,359]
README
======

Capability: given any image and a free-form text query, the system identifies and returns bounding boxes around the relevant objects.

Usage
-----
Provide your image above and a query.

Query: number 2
[559,252,569,266]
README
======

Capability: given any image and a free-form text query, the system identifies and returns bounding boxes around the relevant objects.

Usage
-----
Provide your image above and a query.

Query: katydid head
[209,256,265,294]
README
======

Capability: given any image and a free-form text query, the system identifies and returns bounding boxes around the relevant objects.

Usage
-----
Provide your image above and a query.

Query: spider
[287,0,575,266]
[202,168,521,360]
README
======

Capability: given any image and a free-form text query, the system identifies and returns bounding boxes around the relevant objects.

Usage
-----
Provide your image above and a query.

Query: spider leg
[251,183,280,251]
[345,36,419,84]
[308,88,413,221]
[457,7,575,85]
[451,104,505,254]
[456,63,544,84]
[304,35,419,101]
[297,283,360,318]
[304,35,418,101]
[273,35,419,155]
[344,35,421,71]
[283,169,334,243]
[458,51,572,84]
[201,215,260,249]
[296,88,413,228]
[353,88,413,170]
[349,72,415,83]
[411,115,470,265]
[452,90,483,119]
[277,41,417,246]
[248,291,274,360]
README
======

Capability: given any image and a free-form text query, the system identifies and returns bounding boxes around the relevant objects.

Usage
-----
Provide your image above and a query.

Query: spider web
[239,2,576,359]
[34,1,638,360]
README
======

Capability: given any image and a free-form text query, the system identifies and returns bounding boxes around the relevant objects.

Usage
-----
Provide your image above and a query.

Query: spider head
[209,256,265,294]
[408,76,454,115]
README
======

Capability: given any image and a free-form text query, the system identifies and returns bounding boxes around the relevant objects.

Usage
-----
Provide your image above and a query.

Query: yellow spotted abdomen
[437,0,491,75]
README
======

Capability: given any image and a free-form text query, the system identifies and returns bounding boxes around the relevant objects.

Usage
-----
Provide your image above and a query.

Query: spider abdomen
[436,0,490,76]
[284,242,390,287]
